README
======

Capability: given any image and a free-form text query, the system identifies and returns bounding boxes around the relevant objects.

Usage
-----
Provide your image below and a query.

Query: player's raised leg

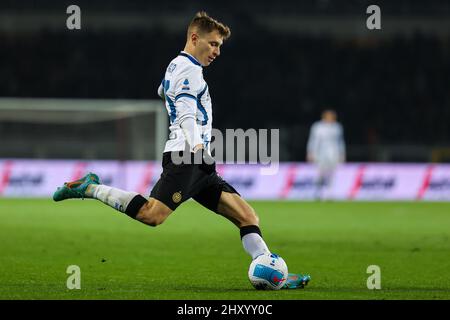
[215,191,270,259]
[53,172,173,227]
[135,198,173,227]
[215,191,311,289]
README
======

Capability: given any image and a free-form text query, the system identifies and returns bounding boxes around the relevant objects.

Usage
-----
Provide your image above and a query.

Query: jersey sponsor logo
[183,78,189,85]
[167,63,177,73]
[181,86,190,91]
[172,191,182,203]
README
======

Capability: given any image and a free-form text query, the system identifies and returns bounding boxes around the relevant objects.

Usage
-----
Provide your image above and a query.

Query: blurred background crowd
[1,0,449,162]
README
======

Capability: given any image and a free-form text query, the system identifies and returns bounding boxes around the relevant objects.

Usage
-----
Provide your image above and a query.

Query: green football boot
[53,172,101,201]
[282,273,311,289]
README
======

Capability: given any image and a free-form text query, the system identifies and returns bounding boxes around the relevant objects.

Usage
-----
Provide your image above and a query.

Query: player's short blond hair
[187,11,231,40]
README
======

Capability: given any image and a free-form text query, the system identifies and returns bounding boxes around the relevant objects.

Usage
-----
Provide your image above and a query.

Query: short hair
[322,109,337,119]
[187,11,231,40]
[322,109,336,116]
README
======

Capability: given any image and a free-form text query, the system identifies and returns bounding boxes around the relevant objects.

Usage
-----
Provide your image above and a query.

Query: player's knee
[145,213,166,227]
[141,213,166,227]
[136,202,166,227]
[240,206,259,227]
[250,211,260,226]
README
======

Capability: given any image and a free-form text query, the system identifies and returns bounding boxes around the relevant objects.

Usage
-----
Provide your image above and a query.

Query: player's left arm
[157,80,165,101]
[174,67,205,152]
[306,123,318,162]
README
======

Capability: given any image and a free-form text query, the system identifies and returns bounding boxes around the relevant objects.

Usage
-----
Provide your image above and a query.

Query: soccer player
[53,11,309,289]
[306,109,346,200]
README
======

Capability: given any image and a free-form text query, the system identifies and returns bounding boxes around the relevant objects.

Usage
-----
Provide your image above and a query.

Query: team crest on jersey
[181,78,190,90]
[172,191,182,203]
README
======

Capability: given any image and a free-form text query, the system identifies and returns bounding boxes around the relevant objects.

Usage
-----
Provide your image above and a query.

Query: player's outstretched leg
[315,174,326,201]
[53,172,169,225]
[53,172,101,201]
[215,192,270,259]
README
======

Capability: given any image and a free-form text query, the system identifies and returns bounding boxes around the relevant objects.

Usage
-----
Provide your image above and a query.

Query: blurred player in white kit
[306,110,346,200]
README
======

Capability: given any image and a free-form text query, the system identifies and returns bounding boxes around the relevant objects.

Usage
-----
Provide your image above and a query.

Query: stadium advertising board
[0,160,448,201]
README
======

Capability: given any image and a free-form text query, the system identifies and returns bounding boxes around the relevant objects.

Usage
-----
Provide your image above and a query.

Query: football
[248,253,288,290]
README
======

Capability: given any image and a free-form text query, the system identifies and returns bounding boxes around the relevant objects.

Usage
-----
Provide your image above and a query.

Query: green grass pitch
[1,199,450,300]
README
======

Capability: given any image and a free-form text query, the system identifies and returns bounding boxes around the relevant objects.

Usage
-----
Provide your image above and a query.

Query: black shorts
[150,152,240,212]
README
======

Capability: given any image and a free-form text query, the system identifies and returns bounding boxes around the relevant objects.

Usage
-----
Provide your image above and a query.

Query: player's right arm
[177,98,203,152]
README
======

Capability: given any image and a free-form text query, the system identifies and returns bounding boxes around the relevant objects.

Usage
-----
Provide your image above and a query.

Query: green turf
[0,199,450,299]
